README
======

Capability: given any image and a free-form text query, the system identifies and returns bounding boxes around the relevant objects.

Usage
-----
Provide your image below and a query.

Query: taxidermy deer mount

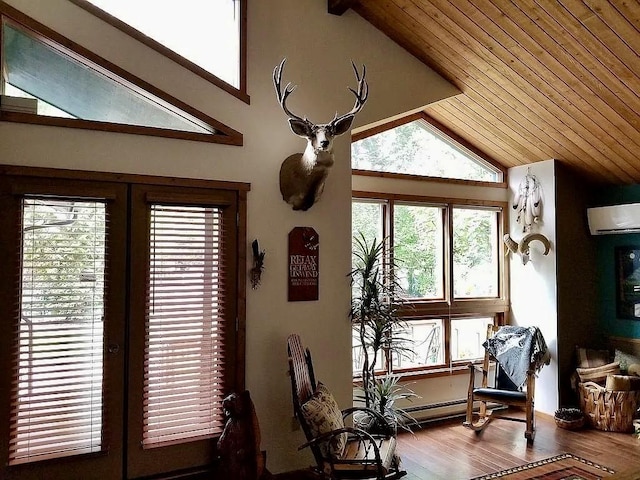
[273,58,368,211]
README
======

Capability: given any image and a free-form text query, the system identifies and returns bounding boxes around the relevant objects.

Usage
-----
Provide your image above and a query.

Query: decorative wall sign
[288,227,319,301]
[616,246,640,319]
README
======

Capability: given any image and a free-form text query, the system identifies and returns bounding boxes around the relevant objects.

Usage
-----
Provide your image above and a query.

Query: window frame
[0,3,243,145]
[67,0,249,104]
[0,165,249,480]
[352,190,509,379]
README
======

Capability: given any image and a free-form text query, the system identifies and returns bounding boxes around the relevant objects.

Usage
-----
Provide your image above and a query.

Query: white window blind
[143,204,226,447]
[10,197,106,465]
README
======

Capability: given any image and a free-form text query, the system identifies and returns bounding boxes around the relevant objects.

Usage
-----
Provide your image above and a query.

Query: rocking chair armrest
[341,406,395,438]
[341,406,389,425]
[467,362,484,373]
[297,426,379,452]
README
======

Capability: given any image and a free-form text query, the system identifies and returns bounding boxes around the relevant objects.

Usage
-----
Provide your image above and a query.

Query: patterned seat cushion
[300,382,347,458]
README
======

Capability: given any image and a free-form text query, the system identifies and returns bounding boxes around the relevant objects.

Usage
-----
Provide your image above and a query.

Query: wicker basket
[579,381,640,432]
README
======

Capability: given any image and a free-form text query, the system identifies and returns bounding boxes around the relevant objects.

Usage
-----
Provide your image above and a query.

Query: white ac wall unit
[587,203,640,235]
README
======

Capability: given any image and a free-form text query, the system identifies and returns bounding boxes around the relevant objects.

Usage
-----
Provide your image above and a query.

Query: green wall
[594,185,640,339]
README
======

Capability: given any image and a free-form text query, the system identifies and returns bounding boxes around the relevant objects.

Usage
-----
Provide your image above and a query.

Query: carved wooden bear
[216,390,266,480]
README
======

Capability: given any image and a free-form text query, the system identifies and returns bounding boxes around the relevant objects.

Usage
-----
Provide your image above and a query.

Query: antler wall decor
[504,233,551,265]
[273,58,368,211]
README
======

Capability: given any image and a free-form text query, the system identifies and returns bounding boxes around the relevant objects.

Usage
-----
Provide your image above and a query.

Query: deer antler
[273,58,307,123]
[332,61,368,125]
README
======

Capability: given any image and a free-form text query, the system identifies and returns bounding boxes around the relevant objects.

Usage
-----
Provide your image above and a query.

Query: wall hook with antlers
[273,58,368,211]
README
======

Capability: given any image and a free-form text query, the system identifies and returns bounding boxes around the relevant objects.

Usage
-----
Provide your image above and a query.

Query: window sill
[353,362,482,384]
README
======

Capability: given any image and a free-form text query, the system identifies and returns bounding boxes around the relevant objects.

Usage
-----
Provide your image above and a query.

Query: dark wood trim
[0,2,243,145]
[0,111,240,145]
[351,110,507,185]
[352,111,424,142]
[352,169,508,189]
[66,0,250,104]
[0,164,251,192]
[235,190,248,392]
[353,190,508,209]
[328,0,358,15]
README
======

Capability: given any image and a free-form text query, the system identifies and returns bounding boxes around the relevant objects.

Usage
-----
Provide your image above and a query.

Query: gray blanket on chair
[483,325,550,388]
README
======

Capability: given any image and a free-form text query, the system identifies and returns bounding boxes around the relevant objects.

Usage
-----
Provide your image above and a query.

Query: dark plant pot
[554,408,585,430]
[554,416,585,430]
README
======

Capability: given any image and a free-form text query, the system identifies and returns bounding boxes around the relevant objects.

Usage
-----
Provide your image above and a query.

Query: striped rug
[471,453,615,480]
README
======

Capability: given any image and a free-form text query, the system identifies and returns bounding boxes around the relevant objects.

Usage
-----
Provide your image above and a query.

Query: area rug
[471,453,615,480]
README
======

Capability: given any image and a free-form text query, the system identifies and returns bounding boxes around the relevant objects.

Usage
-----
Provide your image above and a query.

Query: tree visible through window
[351,114,507,376]
[11,198,106,465]
[352,117,502,182]
[0,172,246,480]
[352,197,505,374]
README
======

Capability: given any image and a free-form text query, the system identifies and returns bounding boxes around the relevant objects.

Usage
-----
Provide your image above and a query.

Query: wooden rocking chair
[287,334,406,480]
[463,325,539,443]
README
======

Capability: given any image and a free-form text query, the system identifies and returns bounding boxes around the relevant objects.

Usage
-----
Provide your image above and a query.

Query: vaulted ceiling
[331,0,640,186]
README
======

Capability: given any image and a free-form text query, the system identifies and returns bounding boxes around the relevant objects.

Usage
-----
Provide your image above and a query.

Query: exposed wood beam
[328,0,356,16]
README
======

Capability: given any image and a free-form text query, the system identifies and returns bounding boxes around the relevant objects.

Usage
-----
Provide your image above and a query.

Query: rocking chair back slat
[287,333,315,407]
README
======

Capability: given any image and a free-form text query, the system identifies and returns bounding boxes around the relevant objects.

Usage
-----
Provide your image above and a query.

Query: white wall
[507,160,559,414]
[0,0,460,472]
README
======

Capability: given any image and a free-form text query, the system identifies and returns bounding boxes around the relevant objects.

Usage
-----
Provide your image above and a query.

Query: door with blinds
[0,175,243,480]
[0,178,128,480]
[127,184,239,478]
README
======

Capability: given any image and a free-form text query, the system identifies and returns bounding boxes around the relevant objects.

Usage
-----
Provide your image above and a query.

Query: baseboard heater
[406,398,506,426]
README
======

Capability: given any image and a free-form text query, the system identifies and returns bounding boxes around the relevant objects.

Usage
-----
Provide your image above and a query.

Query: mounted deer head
[273,58,368,211]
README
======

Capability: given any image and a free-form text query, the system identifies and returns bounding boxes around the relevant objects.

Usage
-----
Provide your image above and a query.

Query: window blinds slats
[143,204,226,448]
[9,197,106,465]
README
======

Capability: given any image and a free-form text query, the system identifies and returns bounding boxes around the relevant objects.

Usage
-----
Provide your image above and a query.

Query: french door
[0,172,243,480]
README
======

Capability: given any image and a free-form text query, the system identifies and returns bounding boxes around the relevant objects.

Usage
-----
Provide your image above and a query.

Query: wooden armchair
[464,325,548,443]
[287,334,406,480]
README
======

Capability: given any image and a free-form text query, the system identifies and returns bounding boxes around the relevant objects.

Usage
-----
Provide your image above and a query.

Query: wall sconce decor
[250,239,265,290]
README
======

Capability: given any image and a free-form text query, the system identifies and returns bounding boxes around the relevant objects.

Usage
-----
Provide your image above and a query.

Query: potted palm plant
[349,233,418,433]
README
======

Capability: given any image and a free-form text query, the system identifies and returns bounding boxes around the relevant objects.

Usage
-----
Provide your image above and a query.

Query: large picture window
[0,169,247,480]
[351,195,507,376]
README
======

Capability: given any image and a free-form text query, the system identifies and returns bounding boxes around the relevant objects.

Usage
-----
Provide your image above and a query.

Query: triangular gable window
[68,0,247,103]
[0,5,242,145]
[352,115,502,183]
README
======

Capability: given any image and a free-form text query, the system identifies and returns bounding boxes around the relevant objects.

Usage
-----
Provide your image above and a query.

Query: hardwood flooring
[397,412,640,479]
[275,411,640,479]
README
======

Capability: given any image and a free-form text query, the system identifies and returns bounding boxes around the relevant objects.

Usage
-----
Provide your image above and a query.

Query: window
[0,169,247,480]
[10,198,107,465]
[351,195,507,376]
[0,4,242,144]
[142,204,227,447]
[68,0,248,102]
[352,114,503,183]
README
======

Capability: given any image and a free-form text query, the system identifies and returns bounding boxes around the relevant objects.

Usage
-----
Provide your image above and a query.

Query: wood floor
[397,411,640,479]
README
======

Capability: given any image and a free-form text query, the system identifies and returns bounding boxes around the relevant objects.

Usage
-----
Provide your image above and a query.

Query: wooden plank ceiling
[339,0,640,185]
